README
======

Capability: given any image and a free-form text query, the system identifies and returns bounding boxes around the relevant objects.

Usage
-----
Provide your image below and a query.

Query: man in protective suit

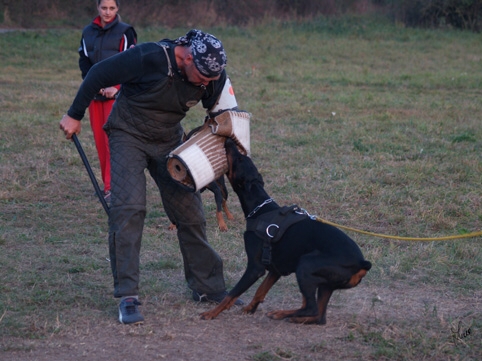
[60,29,246,324]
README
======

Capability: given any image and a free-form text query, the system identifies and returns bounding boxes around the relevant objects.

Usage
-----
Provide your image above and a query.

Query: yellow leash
[315,217,482,241]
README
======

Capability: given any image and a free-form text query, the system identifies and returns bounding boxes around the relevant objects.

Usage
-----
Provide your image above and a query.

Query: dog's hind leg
[314,286,334,325]
[273,286,333,325]
[266,296,307,320]
[288,261,364,324]
[268,252,339,324]
[277,287,333,325]
[244,271,281,314]
[267,255,321,323]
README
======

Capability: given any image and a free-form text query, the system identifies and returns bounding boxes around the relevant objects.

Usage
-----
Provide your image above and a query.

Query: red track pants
[88,99,114,193]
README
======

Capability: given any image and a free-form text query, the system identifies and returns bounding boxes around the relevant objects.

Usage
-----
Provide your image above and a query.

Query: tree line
[1,0,481,32]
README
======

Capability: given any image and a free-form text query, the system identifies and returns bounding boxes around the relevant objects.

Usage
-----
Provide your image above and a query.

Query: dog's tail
[360,260,372,271]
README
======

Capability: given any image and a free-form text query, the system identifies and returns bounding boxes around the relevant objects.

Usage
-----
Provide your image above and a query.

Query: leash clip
[296,207,317,220]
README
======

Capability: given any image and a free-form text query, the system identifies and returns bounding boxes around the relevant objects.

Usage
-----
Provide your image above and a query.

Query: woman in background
[79,0,137,203]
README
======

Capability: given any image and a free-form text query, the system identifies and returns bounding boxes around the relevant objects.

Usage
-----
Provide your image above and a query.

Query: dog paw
[288,316,326,325]
[218,223,228,232]
[243,298,265,314]
[199,312,215,320]
[242,305,258,314]
[266,310,290,320]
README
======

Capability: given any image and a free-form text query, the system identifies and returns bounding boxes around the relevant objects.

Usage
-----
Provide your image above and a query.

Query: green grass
[0,17,481,360]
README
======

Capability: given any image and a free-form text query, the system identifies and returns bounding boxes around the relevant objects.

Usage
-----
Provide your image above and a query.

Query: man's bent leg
[176,220,225,294]
[150,158,225,294]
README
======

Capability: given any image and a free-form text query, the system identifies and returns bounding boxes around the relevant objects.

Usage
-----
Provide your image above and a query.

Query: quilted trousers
[107,129,226,298]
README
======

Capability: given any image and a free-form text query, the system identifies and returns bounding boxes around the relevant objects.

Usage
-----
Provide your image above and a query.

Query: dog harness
[246,205,310,265]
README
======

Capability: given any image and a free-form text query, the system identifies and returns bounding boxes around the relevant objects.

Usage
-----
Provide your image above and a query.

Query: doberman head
[224,138,268,218]
[224,138,263,191]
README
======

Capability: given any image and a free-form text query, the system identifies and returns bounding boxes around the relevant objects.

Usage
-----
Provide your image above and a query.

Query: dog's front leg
[199,266,263,320]
[200,296,240,320]
[243,271,280,314]
[200,258,266,320]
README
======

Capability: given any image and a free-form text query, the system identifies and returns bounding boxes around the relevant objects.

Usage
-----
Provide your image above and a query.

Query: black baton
[72,133,110,215]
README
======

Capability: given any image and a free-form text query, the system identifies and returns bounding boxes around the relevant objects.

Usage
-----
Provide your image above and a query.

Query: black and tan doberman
[200,139,372,324]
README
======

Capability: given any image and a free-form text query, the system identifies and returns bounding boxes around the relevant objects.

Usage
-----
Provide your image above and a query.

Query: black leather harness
[246,205,309,265]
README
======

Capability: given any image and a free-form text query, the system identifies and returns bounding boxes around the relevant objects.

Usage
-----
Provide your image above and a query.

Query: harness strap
[246,205,309,265]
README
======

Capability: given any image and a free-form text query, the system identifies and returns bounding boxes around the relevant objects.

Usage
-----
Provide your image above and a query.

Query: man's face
[185,60,220,87]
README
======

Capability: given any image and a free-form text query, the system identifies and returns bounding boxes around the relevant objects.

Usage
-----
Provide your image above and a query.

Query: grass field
[1,17,481,360]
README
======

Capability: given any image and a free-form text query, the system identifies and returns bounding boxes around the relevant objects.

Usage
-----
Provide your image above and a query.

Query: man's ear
[184,51,194,64]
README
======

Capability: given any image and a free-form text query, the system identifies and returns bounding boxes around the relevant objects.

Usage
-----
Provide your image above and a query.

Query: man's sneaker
[192,290,245,306]
[118,297,144,324]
